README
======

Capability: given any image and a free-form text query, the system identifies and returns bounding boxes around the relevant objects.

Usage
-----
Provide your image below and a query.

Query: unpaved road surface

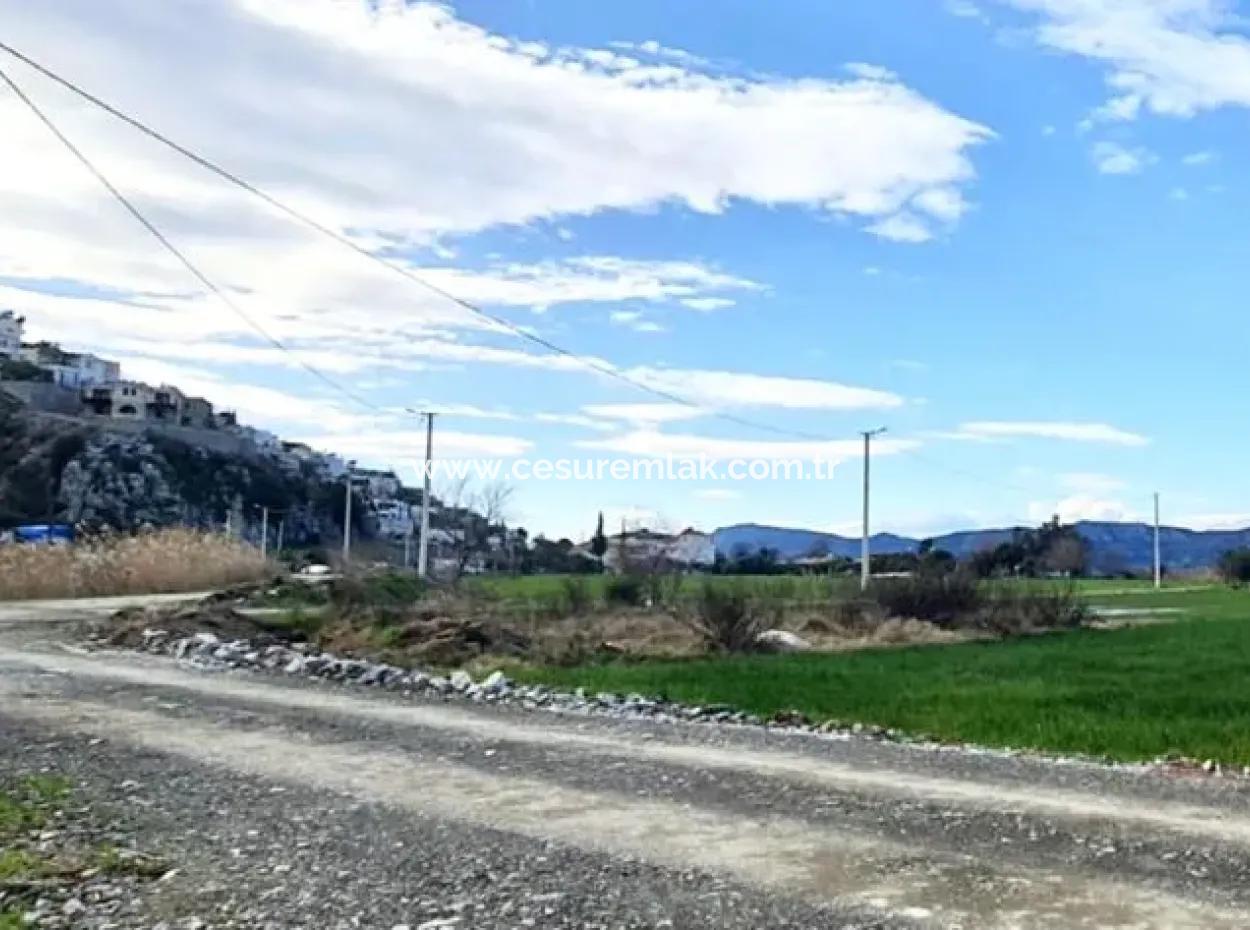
[4,602,1250,928]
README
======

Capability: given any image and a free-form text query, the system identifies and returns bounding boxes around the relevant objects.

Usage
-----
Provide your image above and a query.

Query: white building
[667,529,716,567]
[236,426,282,454]
[373,500,415,540]
[318,453,349,480]
[0,311,23,359]
[357,468,402,501]
[82,380,156,419]
[19,342,120,389]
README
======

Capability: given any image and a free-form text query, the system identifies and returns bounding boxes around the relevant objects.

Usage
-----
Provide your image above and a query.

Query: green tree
[590,511,608,558]
[1218,548,1250,584]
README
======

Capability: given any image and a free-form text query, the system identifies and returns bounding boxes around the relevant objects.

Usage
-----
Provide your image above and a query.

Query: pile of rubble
[126,629,874,734]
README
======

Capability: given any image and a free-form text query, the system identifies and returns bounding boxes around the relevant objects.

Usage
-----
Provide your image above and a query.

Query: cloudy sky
[2,0,1249,539]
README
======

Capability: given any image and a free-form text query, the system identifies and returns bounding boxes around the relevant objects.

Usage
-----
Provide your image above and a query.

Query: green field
[465,573,1201,603]
[463,572,863,606]
[515,583,1250,766]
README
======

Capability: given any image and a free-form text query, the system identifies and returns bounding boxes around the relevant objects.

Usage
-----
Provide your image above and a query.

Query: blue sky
[2,0,1249,539]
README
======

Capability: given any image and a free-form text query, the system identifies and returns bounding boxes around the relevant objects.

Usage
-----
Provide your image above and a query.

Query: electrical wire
[0,41,838,442]
[0,40,1070,509]
[0,63,387,415]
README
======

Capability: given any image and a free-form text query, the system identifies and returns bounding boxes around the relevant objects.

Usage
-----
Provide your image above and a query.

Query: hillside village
[0,311,434,546]
[1,310,722,572]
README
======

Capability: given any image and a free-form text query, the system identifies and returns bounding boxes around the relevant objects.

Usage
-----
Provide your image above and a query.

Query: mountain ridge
[713,521,1250,572]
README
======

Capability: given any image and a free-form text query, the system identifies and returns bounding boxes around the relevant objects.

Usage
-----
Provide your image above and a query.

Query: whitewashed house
[0,311,24,359]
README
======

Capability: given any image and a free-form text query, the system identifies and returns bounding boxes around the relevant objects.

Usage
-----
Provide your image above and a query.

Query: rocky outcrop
[0,397,344,544]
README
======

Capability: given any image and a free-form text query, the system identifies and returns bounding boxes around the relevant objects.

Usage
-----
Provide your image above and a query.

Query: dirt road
[3,599,1250,928]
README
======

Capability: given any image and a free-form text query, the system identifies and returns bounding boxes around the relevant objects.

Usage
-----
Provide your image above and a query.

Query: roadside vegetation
[0,774,168,924]
[0,528,273,601]
[513,585,1250,766]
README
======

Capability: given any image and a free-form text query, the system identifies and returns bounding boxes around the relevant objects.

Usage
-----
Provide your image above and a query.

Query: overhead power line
[0,41,835,442]
[0,41,1086,513]
[0,62,386,415]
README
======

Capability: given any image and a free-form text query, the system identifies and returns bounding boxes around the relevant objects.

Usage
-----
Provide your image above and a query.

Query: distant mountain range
[713,521,1250,573]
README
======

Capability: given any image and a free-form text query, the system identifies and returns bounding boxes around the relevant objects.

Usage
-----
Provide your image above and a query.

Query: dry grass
[0,529,274,601]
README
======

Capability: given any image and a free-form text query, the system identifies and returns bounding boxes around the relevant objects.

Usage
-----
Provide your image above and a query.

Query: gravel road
[4,597,1250,928]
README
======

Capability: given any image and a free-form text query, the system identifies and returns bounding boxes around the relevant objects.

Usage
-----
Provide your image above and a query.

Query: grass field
[463,572,864,608]
[514,583,1250,766]
[465,572,1205,602]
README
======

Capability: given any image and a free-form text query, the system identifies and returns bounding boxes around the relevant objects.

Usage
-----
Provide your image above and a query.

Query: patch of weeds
[0,848,39,880]
[273,606,325,639]
[93,844,169,878]
[605,575,644,607]
[0,908,26,930]
[23,774,70,803]
[0,775,70,837]
[331,573,426,609]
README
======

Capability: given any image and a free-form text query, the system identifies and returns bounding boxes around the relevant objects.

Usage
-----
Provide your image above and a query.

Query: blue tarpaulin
[12,524,74,545]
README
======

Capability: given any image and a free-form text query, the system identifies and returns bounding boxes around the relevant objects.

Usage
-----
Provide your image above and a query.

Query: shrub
[643,572,684,609]
[0,528,273,600]
[975,585,1089,635]
[328,572,425,609]
[605,574,644,607]
[682,582,773,653]
[561,576,594,615]
[870,572,983,626]
[1218,548,1250,585]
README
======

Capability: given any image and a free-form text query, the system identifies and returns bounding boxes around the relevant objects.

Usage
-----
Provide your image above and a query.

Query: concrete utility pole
[260,506,269,559]
[417,414,435,579]
[342,460,357,564]
[1153,491,1162,590]
[860,427,888,592]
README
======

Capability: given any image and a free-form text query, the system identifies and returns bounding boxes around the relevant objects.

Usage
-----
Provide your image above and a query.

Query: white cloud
[532,412,616,432]
[579,429,918,463]
[1177,511,1250,531]
[866,213,935,243]
[626,367,905,410]
[438,257,758,311]
[912,186,969,222]
[1182,149,1217,166]
[582,403,705,424]
[679,297,737,312]
[608,309,667,333]
[115,357,378,434]
[0,0,990,250]
[1169,186,1190,201]
[1091,141,1153,175]
[958,420,1149,446]
[694,488,743,502]
[301,428,533,465]
[1003,0,1250,122]
[1028,495,1139,523]
[947,0,990,22]
[845,63,898,82]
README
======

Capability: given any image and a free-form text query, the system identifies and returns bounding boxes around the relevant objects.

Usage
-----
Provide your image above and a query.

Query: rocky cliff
[0,395,347,545]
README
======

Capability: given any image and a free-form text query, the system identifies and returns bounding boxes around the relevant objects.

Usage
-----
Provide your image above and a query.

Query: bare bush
[605,574,644,607]
[0,529,273,601]
[974,585,1090,635]
[561,576,594,615]
[870,572,983,626]
[681,583,774,653]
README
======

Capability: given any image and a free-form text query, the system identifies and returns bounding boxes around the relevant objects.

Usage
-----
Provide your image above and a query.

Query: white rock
[449,670,474,691]
[755,630,812,653]
[481,670,511,695]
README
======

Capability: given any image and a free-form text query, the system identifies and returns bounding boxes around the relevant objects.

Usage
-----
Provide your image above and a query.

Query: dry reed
[0,529,273,601]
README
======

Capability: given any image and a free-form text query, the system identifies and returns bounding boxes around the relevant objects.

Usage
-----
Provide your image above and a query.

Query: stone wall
[1,380,81,415]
